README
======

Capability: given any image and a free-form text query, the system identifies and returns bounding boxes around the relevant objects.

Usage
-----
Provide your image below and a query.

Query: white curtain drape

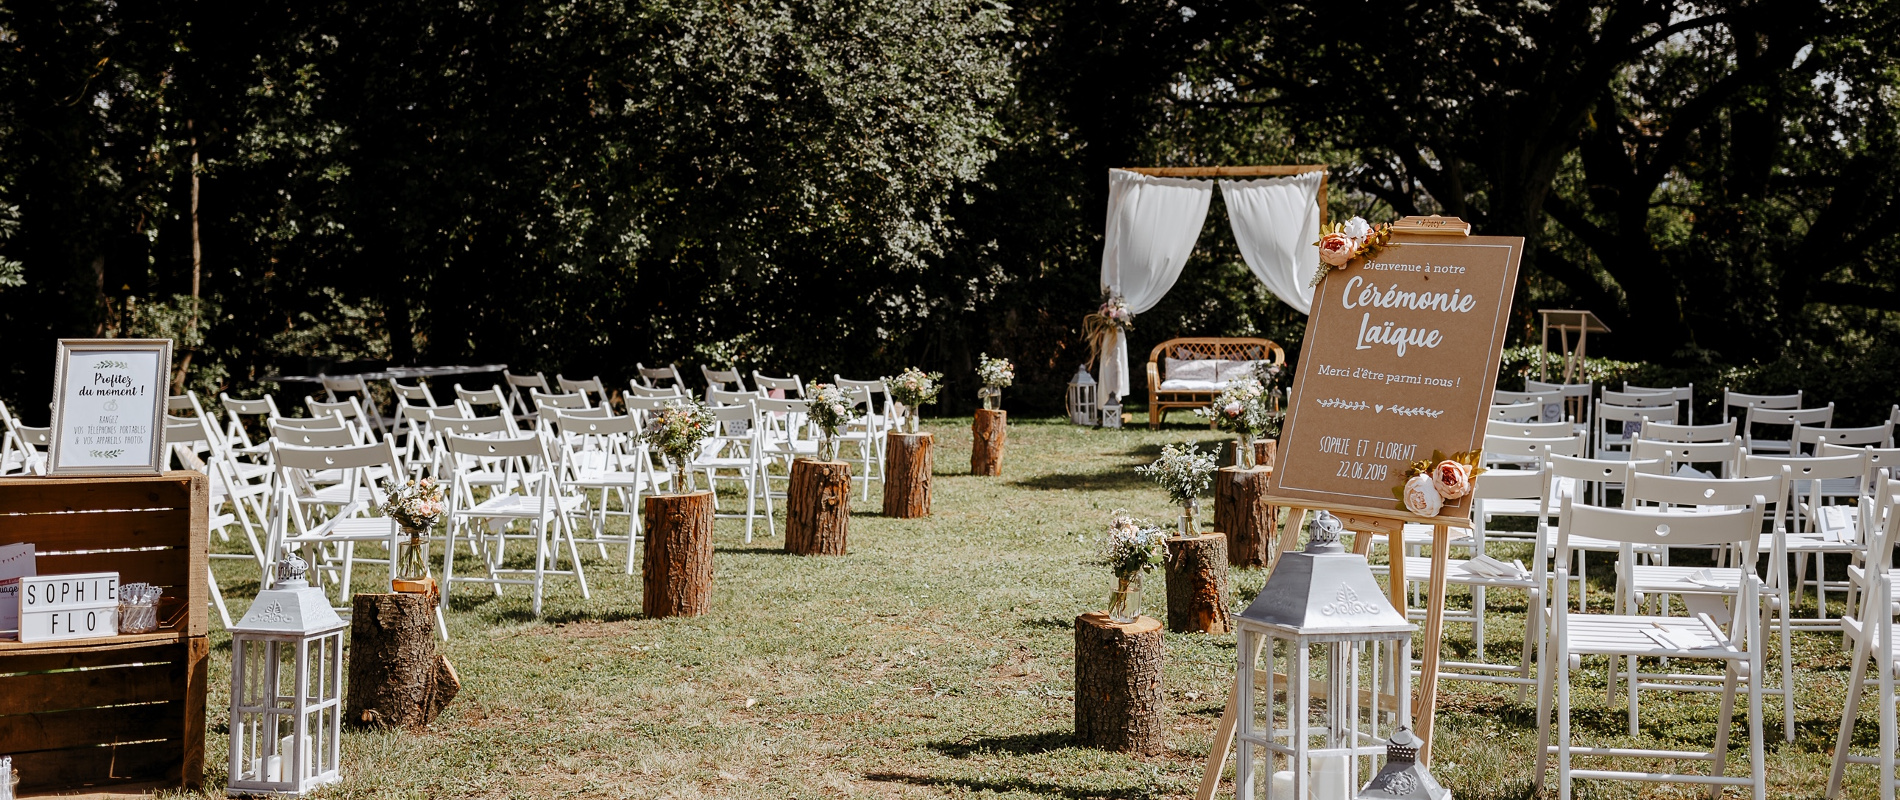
[1221,171,1324,314]
[1099,169,1213,399]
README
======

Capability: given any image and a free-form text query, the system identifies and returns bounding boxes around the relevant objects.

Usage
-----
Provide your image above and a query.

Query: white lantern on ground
[1233,512,1417,800]
[1100,395,1123,429]
[1066,367,1098,426]
[228,556,346,796]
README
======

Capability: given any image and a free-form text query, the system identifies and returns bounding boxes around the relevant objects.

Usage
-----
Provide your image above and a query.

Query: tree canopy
[4,0,1899,420]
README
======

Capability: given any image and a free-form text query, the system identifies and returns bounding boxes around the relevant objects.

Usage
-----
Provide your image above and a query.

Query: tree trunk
[883,431,933,518]
[642,490,714,618]
[1164,533,1232,634]
[345,593,460,729]
[1073,611,1165,754]
[1216,466,1275,568]
[786,459,850,555]
[971,409,1006,476]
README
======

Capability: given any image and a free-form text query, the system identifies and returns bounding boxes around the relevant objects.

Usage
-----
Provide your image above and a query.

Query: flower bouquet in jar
[639,400,718,494]
[886,367,943,433]
[1096,509,1168,622]
[804,382,862,461]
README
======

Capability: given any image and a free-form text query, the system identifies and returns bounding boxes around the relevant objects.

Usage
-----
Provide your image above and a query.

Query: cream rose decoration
[1342,216,1371,240]
[1402,473,1443,517]
[1318,232,1356,267]
[1432,460,1472,500]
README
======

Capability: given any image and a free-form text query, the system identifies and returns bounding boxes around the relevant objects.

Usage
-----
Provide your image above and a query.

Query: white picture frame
[47,338,173,477]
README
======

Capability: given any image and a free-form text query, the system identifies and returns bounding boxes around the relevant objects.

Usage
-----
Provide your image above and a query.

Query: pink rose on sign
[1432,460,1472,500]
[1318,232,1356,267]
[1402,474,1443,517]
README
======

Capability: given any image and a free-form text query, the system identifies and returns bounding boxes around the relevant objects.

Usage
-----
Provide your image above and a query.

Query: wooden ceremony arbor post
[1119,165,1329,226]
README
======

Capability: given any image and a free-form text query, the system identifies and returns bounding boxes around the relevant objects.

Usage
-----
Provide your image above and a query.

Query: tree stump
[883,432,933,518]
[1164,533,1233,634]
[1074,612,1166,754]
[786,459,851,555]
[345,593,460,729]
[1254,438,1278,469]
[971,409,1006,476]
[642,490,714,618]
[1217,466,1275,568]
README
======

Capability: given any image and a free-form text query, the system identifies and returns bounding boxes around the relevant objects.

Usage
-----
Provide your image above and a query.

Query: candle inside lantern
[1268,755,1352,800]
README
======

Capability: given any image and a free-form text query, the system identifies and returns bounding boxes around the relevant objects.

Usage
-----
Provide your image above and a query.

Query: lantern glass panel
[276,640,298,710]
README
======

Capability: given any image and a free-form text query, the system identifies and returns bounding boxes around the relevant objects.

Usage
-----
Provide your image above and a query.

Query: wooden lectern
[1538,309,1609,384]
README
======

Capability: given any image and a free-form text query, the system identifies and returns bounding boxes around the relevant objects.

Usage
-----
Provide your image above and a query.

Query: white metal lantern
[1099,396,1123,429]
[1356,728,1450,800]
[1066,366,1098,426]
[228,556,347,796]
[1233,512,1417,800]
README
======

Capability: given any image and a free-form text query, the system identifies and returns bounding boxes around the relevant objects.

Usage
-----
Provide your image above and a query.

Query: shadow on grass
[864,771,1150,799]
[928,729,1074,758]
[1010,468,1151,492]
[1020,616,1076,631]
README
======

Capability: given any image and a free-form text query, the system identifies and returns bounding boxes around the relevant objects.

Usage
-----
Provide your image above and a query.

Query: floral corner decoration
[1391,449,1486,517]
[1310,216,1400,287]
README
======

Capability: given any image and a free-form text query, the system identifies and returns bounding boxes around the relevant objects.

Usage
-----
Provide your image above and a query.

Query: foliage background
[4,0,1900,423]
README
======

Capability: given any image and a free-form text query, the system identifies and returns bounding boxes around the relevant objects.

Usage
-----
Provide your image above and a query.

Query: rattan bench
[1145,337,1286,428]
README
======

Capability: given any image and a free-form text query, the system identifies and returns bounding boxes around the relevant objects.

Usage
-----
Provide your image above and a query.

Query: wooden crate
[0,471,209,796]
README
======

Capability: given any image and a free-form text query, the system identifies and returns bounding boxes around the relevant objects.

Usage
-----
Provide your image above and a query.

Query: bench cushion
[1159,378,1227,392]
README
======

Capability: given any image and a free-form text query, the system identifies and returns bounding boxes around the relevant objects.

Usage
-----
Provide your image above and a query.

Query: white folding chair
[835,385,886,499]
[1495,389,1565,425]
[1796,422,1894,456]
[1526,379,1594,434]
[1828,475,1900,799]
[219,393,281,458]
[1545,454,1670,610]
[1630,437,1743,480]
[454,383,511,418]
[266,440,406,603]
[1487,419,1575,439]
[1723,389,1802,429]
[700,365,745,396]
[636,362,686,391]
[1537,500,1767,800]
[1743,403,1833,455]
[1746,452,1874,629]
[555,374,609,408]
[440,433,590,618]
[751,371,804,398]
[1622,383,1696,425]
[502,370,550,422]
[1594,402,1671,460]
[626,382,685,400]
[530,389,592,414]
[548,410,651,573]
[0,399,48,476]
[1617,470,1794,742]
[306,396,378,443]
[1641,420,1738,444]
[1490,401,1542,422]
[753,397,815,499]
[690,403,776,542]
[1483,431,1586,468]
[320,375,392,438]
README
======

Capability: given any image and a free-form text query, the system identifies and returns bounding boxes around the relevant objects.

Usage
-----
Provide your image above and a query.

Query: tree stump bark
[883,432,933,518]
[345,593,460,729]
[1074,612,1166,754]
[1164,533,1233,634]
[786,459,850,555]
[1254,437,1278,469]
[1217,466,1275,568]
[642,490,714,618]
[971,409,1006,476]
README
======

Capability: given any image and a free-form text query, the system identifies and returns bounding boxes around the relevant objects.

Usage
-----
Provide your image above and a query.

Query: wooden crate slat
[0,700,181,753]
[0,635,184,671]
[0,508,194,553]
[12,739,183,794]
[0,656,183,716]
[0,473,193,514]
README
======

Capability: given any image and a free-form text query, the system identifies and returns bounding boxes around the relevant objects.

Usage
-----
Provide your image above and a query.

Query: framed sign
[47,338,172,476]
[1269,227,1523,518]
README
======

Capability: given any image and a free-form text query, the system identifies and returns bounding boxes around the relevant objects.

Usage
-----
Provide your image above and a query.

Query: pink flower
[1432,461,1472,500]
[1403,474,1443,517]
[1319,232,1356,267]
[1223,402,1242,417]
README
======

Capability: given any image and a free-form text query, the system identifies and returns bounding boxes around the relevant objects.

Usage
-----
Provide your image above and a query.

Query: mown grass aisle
[201,418,1870,798]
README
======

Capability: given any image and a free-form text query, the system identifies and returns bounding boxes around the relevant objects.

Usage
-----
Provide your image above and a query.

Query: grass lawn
[191,417,1884,798]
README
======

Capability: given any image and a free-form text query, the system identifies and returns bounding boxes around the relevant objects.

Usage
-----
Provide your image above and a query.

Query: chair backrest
[707,387,761,407]
[1555,499,1760,556]
[531,390,591,411]
[709,403,756,435]
[751,372,804,397]
[1483,432,1587,462]
[320,374,369,393]
[1794,422,1891,453]
[221,393,279,418]
[752,397,811,445]
[555,374,607,405]
[1545,454,1666,511]
[269,421,360,448]
[454,384,509,417]
[1723,389,1802,422]
[1489,401,1541,422]
[1492,389,1560,406]
[1818,443,1900,489]
[627,383,685,399]
[1639,420,1737,443]
[1741,452,1865,526]
[269,414,348,431]
[166,394,199,415]
[834,376,888,394]
[429,412,517,437]
[700,365,744,392]
[636,362,685,390]
[558,406,613,419]
[1472,465,1549,502]
[1622,383,1693,401]
[1746,403,1834,428]
[550,409,640,438]
[1627,471,1784,511]
[272,439,401,473]
[389,379,437,407]
[503,370,549,392]
[307,395,375,440]
[1524,379,1593,399]
[1601,390,1678,409]
[833,377,889,415]
[165,417,207,447]
[1630,437,1744,477]
[443,432,546,460]
[1487,419,1574,439]
[1594,401,1673,452]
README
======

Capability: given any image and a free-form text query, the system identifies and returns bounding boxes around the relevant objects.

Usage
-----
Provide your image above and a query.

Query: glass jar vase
[1108,573,1144,623]
[1179,496,1201,536]
[978,386,1002,411]
[1236,432,1258,469]
[394,527,430,587]
[905,410,922,434]
[817,433,840,463]
[670,460,693,494]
